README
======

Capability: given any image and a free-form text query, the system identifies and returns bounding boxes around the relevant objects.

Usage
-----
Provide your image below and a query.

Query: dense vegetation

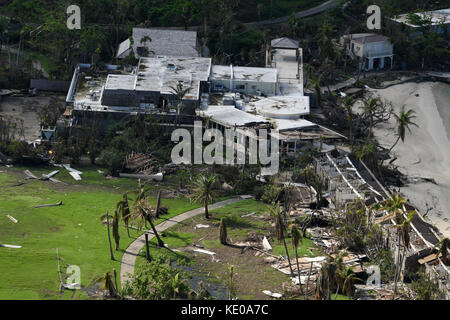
[0,0,448,84]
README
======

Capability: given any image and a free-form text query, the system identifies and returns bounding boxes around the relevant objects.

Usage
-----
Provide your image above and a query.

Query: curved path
[245,0,338,26]
[120,196,249,285]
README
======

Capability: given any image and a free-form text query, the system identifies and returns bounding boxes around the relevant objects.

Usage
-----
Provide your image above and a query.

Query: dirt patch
[168,213,291,300]
[0,94,66,141]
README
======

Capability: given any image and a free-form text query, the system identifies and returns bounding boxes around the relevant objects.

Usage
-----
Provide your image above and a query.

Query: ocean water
[433,82,450,141]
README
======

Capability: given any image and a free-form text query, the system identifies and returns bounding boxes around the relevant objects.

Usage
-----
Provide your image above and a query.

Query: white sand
[369,82,450,238]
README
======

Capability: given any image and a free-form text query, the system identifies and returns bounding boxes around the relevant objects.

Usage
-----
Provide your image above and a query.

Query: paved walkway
[120,196,249,286]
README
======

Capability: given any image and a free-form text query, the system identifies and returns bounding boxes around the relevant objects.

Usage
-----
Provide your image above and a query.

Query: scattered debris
[6,215,18,223]
[193,248,216,255]
[119,172,163,181]
[0,244,22,249]
[262,236,272,251]
[195,224,210,229]
[24,170,38,179]
[63,164,83,181]
[41,170,59,180]
[241,212,256,218]
[69,171,82,181]
[262,290,282,299]
[35,201,63,208]
[222,182,233,190]
[291,275,317,285]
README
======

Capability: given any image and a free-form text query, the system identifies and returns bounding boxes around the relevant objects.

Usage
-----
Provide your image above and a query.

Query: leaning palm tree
[191,174,217,219]
[116,193,131,237]
[100,211,116,260]
[434,237,450,264]
[129,179,165,247]
[269,202,294,277]
[389,106,419,152]
[290,223,304,296]
[91,269,120,299]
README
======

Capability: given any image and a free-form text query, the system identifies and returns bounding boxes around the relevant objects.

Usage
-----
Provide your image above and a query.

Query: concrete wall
[211,79,277,96]
[101,89,139,107]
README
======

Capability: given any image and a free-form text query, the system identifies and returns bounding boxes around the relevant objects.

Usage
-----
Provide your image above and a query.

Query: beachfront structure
[209,65,278,96]
[116,28,200,59]
[341,33,394,71]
[390,8,450,34]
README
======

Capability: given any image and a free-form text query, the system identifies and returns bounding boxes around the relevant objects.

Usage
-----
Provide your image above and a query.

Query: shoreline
[370,81,450,238]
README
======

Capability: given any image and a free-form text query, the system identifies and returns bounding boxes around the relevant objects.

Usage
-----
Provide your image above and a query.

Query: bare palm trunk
[106,215,115,261]
[393,234,401,296]
[205,200,209,219]
[145,213,165,247]
[144,233,151,262]
[305,261,313,300]
[294,249,304,296]
[283,238,295,277]
[389,135,401,154]
[334,284,340,300]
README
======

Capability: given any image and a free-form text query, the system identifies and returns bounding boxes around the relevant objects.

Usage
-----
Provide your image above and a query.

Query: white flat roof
[270,118,316,132]
[249,96,310,119]
[210,65,278,83]
[136,56,211,100]
[199,105,270,128]
[391,9,450,27]
[104,74,136,90]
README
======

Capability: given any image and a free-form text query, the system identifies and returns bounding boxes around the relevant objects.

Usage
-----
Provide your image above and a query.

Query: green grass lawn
[0,167,200,300]
[131,199,322,299]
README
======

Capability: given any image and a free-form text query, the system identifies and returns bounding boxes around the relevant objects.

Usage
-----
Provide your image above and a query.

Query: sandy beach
[368,81,450,238]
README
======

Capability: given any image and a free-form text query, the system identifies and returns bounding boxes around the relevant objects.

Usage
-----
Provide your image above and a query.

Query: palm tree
[393,211,416,295]
[306,65,323,108]
[116,193,131,237]
[129,180,165,247]
[290,223,304,296]
[342,96,354,148]
[389,106,419,152]
[338,266,361,298]
[434,237,450,264]
[92,269,120,299]
[191,174,217,219]
[382,193,407,223]
[360,97,381,137]
[269,202,294,277]
[100,211,116,260]
[169,82,192,127]
[219,218,228,245]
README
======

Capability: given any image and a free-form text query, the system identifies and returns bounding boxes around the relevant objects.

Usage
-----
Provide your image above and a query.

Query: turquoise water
[433,83,450,141]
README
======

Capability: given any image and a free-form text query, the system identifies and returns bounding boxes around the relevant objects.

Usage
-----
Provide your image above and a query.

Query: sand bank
[369,82,450,238]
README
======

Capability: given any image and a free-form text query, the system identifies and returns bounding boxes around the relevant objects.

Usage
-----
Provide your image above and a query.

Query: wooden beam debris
[6,215,18,223]
[35,201,63,208]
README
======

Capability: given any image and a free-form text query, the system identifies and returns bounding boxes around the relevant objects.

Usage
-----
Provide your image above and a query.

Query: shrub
[410,269,445,300]
[261,184,283,204]
[122,256,190,300]
[98,148,125,176]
